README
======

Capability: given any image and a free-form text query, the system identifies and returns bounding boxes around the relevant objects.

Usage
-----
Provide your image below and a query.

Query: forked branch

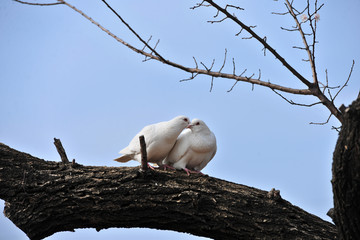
[14,0,354,124]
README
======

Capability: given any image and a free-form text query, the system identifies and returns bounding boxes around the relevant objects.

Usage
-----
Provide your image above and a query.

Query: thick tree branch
[0,143,337,240]
[332,98,360,239]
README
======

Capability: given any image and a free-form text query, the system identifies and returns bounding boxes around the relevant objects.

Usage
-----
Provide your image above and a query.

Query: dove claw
[147,163,156,170]
[183,168,203,176]
[162,164,176,171]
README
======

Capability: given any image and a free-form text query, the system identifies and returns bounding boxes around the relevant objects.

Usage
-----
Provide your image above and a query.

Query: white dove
[114,115,190,168]
[163,118,217,175]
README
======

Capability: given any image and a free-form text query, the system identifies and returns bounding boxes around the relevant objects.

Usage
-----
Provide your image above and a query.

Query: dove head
[187,119,210,133]
[172,115,190,129]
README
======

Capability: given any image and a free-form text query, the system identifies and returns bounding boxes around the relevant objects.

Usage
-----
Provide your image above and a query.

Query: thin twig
[141,35,153,51]
[13,0,63,6]
[210,76,214,92]
[227,80,238,92]
[101,0,166,62]
[219,49,227,73]
[272,89,321,107]
[332,60,355,101]
[310,113,332,125]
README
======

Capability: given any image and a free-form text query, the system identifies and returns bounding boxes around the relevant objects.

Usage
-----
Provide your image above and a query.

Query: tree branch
[332,60,355,101]
[139,135,148,172]
[203,0,312,89]
[53,0,313,96]
[202,0,345,123]
[0,143,337,240]
[12,0,62,6]
[100,0,166,63]
[13,0,347,123]
[284,0,319,85]
[53,138,70,164]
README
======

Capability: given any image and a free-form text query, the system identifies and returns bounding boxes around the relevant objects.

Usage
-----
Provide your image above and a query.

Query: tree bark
[0,143,336,240]
[332,97,360,239]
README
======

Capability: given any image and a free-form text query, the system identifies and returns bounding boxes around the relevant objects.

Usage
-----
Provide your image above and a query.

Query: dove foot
[183,168,204,176]
[147,163,156,170]
[159,164,176,171]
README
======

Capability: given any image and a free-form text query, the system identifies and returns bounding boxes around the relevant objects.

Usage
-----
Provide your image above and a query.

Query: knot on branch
[267,188,281,201]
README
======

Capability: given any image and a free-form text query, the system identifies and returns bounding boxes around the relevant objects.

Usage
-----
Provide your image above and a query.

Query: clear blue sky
[1,0,359,239]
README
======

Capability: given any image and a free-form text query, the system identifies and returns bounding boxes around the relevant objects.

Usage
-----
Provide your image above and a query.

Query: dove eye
[196,122,200,125]
[183,118,189,122]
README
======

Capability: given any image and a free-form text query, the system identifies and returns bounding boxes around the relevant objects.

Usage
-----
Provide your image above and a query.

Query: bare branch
[227,80,238,93]
[257,69,262,81]
[319,70,340,95]
[272,89,321,107]
[310,113,332,125]
[143,39,160,62]
[227,68,247,92]
[262,37,267,56]
[240,69,247,77]
[210,76,214,92]
[225,4,244,11]
[271,11,289,15]
[208,16,228,24]
[293,46,307,50]
[235,28,244,36]
[200,59,215,71]
[190,1,210,10]
[24,1,320,103]
[232,58,236,75]
[180,73,199,82]
[101,0,166,62]
[141,35,152,51]
[203,0,313,89]
[285,0,318,85]
[280,26,298,32]
[242,35,254,40]
[15,0,348,126]
[219,48,227,73]
[13,0,63,6]
[332,60,355,101]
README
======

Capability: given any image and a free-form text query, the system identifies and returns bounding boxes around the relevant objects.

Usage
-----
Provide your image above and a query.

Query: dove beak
[186,124,193,129]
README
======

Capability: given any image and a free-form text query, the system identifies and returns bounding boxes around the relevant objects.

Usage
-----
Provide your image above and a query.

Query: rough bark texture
[332,97,360,240]
[0,143,336,240]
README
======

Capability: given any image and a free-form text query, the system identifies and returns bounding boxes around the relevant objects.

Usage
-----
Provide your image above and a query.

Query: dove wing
[164,130,191,165]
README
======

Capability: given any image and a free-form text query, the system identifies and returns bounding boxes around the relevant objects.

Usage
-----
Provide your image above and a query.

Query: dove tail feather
[114,155,133,163]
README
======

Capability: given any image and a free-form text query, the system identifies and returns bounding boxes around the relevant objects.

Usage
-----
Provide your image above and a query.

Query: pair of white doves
[114,116,217,175]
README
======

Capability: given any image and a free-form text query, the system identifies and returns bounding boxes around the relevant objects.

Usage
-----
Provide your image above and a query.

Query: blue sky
[1,0,359,239]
